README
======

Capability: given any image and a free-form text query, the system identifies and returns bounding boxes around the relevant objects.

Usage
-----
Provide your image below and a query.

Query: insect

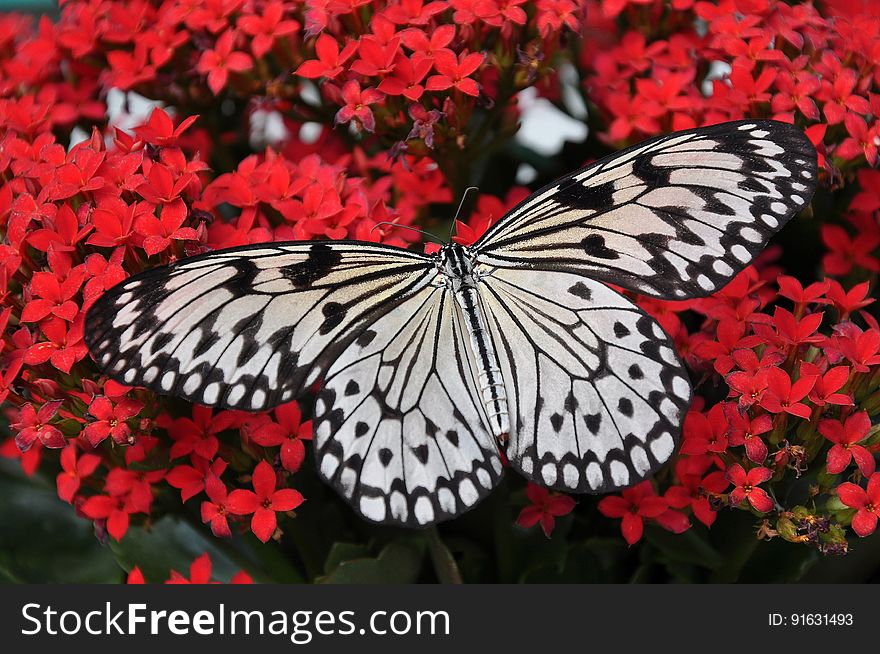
[85,120,817,527]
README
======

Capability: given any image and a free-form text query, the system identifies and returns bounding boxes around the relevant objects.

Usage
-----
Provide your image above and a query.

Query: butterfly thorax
[438,243,478,291]
[438,243,510,444]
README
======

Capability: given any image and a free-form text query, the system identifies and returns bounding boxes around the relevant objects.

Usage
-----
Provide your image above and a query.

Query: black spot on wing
[319,301,347,335]
[568,282,592,300]
[280,243,342,287]
[356,329,377,347]
[582,234,619,260]
[554,178,614,211]
[412,444,429,464]
[344,380,360,396]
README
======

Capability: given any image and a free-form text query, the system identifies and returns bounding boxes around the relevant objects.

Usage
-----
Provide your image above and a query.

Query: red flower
[820,411,875,477]
[56,445,100,503]
[166,552,252,584]
[132,108,199,148]
[692,319,762,375]
[350,35,401,77]
[385,0,447,25]
[243,401,313,473]
[334,81,384,132]
[166,457,227,502]
[838,474,880,537]
[226,460,304,542]
[12,401,66,452]
[377,54,433,101]
[21,266,87,323]
[200,474,232,538]
[822,225,880,276]
[80,492,138,541]
[426,50,484,96]
[754,307,824,350]
[832,325,880,373]
[133,198,198,256]
[802,363,852,407]
[598,481,668,545]
[726,464,774,513]
[680,404,729,455]
[516,483,576,537]
[238,2,300,58]
[82,395,144,447]
[667,460,729,527]
[724,404,772,463]
[758,367,816,419]
[196,30,253,95]
[295,34,357,79]
[826,280,874,320]
[163,405,241,462]
[776,275,829,308]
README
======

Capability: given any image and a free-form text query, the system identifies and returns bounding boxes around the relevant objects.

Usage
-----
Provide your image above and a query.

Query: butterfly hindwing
[475,120,817,299]
[85,242,434,411]
[314,286,502,527]
[478,265,692,493]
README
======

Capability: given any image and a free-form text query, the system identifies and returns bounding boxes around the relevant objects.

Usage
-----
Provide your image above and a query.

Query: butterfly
[85,120,817,527]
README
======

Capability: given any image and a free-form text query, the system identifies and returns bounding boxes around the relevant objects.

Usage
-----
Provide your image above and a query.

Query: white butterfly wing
[475,120,817,299]
[314,286,502,527]
[85,242,435,411]
[479,266,691,493]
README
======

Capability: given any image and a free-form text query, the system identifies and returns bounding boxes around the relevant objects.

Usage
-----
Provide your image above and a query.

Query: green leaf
[0,464,120,583]
[643,525,724,570]
[424,527,462,584]
[322,542,371,575]
[316,541,424,584]
[520,544,606,583]
[109,515,278,583]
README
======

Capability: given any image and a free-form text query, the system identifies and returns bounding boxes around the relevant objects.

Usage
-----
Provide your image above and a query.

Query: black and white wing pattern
[313,286,502,526]
[85,242,435,411]
[478,267,690,493]
[475,120,817,299]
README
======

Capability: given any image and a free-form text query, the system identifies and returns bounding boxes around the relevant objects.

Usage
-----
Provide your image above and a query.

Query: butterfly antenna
[450,186,480,239]
[371,222,443,243]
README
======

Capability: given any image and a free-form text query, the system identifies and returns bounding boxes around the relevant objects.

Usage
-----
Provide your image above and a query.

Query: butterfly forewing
[475,120,817,299]
[85,242,435,411]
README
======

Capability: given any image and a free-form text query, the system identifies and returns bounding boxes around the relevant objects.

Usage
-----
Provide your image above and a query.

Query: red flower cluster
[127,552,253,584]
[0,1,578,554]
[0,0,878,574]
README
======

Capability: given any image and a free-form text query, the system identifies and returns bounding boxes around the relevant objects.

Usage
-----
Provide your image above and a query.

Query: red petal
[270,488,304,512]
[851,446,877,477]
[226,489,260,514]
[620,513,643,545]
[251,460,276,499]
[825,444,851,474]
[747,488,774,513]
[851,509,878,537]
[251,508,277,542]
[837,482,867,508]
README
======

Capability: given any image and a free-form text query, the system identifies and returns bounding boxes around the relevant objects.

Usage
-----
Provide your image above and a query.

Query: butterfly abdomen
[440,245,511,443]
